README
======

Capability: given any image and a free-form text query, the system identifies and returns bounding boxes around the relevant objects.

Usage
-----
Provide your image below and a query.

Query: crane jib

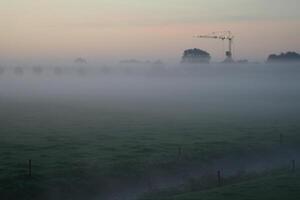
[194,31,234,63]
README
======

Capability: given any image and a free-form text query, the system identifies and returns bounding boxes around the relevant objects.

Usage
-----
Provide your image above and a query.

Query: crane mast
[194,31,234,63]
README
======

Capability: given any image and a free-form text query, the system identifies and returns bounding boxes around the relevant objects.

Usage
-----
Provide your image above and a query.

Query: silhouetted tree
[267,52,300,63]
[54,67,63,75]
[181,48,211,64]
[32,66,43,75]
[0,67,4,75]
[14,67,24,75]
[74,57,87,64]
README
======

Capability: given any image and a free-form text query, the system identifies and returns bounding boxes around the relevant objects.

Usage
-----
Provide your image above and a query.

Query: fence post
[217,170,222,186]
[292,160,296,172]
[177,146,182,160]
[28,159,32,177]
[280,134,283,146]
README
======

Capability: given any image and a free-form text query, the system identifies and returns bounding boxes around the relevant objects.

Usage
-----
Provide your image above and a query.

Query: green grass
[146,172,300,200]
[0,97,300,199]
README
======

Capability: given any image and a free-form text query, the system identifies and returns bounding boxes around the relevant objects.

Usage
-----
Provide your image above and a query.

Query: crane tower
[194,31,234,63]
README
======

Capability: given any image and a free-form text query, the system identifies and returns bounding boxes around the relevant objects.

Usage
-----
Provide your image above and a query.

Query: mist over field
[1,64,300,199]
[1,64,300,116]
[2,0,300,199]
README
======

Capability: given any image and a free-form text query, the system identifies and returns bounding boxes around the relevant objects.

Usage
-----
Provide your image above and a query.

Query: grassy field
[143,172,300,200]
[1,96,299,200]
[0,73,300,199]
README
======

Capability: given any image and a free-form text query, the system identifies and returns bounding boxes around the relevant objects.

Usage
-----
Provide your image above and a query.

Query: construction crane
[194,31,234,63]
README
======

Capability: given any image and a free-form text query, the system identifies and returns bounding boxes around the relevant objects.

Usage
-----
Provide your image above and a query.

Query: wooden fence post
[28,159,32,177]
[279,134,283,146]
[177,146,182,160]
[217,170,222,186]
[292,160,296,172]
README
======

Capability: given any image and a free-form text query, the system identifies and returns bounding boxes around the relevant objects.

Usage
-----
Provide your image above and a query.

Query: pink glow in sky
[1,0,300,63]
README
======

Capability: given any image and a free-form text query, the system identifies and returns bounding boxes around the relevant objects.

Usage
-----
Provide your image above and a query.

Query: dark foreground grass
[0,95,300,199]
[142,172,300,200]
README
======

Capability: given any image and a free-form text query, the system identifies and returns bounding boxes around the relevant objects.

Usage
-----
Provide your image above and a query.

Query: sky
[1,0,300,63]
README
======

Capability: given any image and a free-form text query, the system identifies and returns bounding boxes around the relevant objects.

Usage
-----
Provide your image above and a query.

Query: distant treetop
[74,57,87,64]
[267,52,300,63]
[181,48,211,64]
